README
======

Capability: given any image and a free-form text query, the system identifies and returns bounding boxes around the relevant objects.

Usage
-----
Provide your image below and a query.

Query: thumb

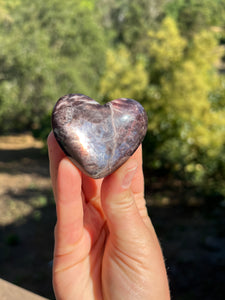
[101,158,147,242]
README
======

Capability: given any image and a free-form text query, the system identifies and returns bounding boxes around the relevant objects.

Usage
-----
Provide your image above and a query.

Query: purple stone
[52,94,148,179]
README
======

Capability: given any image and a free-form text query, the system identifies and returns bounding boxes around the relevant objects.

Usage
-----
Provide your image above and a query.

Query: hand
[48,132,170,300]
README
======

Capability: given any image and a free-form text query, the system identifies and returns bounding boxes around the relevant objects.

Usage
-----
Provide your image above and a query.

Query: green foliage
[0,1,225,200]
[148,17,187,72]
[165,0,225,37]
[0,0,106,133]
[209,76,225,111]
[143,17,225,196]
[97,0,168,54]
[100,46,148,100]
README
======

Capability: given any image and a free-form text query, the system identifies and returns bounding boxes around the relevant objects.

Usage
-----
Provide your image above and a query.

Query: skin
[48,131,170,300]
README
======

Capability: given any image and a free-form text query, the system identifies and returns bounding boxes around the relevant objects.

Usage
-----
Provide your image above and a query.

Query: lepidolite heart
[52,94,148,178]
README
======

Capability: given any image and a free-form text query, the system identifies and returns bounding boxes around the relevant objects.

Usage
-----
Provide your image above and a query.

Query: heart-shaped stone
[52,94,148,178]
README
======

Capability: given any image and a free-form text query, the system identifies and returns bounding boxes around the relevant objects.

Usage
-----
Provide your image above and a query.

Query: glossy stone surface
[52,94,148,178]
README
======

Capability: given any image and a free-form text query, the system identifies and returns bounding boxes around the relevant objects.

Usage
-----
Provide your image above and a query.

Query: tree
[144,17,225,195]
[0,0,106,132]
[100,46,148,100]
[97,0,170,54]
[165,0,225,37]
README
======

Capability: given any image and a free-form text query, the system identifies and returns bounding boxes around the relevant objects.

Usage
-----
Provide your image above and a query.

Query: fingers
[101,156,148,245]
[54,157,84,255]
[100,154,169,291]
[47,131,66,199]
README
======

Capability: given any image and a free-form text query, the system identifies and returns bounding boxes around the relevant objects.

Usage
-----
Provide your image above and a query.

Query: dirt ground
[0,133,224,299]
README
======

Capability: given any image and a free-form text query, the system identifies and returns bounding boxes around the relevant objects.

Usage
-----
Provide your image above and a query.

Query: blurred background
[0,0,224,299]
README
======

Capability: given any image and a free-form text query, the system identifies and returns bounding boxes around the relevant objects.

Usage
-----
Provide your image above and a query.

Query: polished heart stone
[52,94,148,179]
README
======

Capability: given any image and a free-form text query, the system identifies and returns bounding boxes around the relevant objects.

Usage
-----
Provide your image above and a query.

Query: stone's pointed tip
[52,94,148,178]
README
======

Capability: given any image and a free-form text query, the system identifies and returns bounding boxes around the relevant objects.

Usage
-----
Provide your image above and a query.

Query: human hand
[48,132,170,300]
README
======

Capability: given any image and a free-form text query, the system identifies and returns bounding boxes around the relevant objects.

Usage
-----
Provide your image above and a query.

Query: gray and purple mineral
[51,93,148,178]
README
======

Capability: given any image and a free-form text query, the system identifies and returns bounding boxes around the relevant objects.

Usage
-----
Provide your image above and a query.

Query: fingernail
[122,161,138,189]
